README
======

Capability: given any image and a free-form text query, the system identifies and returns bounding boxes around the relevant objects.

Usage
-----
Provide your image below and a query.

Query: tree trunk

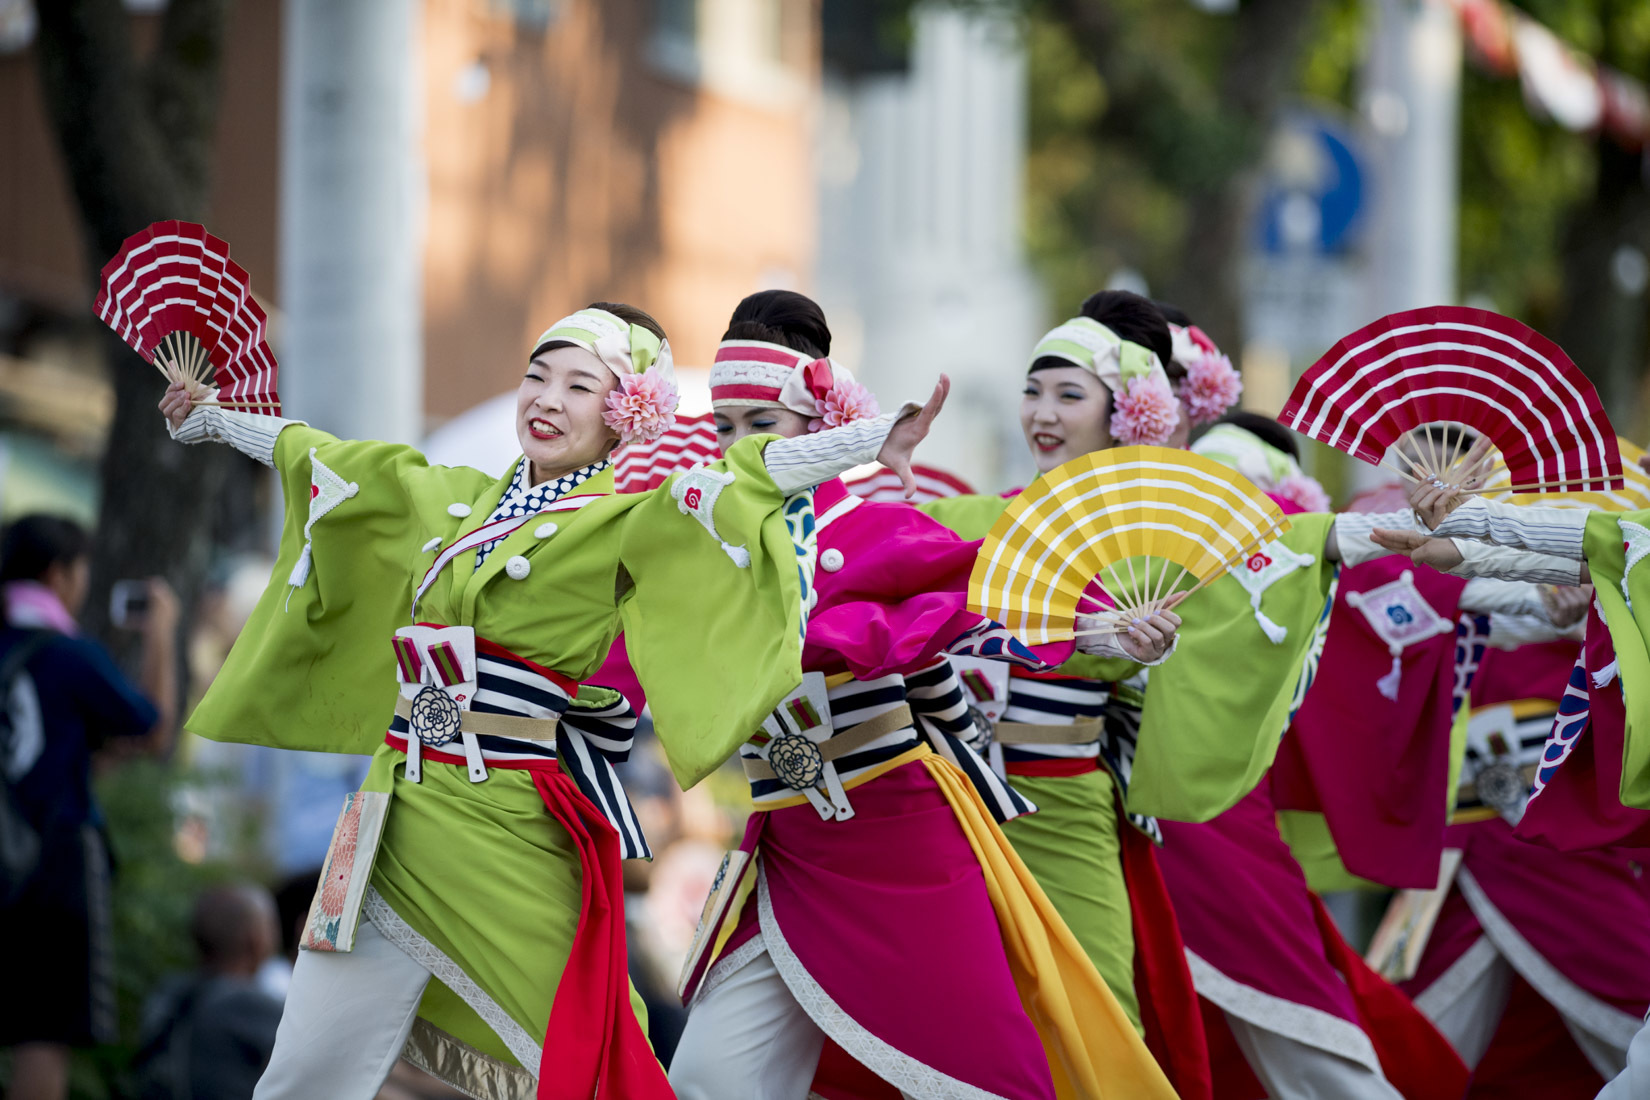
[1043,0,1321,349]
[32,0,234,665]
[1553,140,1650,440]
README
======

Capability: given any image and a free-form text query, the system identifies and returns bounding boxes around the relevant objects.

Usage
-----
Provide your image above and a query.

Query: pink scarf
[5,581,78,635]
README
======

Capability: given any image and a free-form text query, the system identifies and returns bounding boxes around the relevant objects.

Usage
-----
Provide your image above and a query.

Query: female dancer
[159,302,942,1100]
[1397,609,1650,1095]
[920,295,1335,1070]
[1374,458,1650,1098]
[668,290,1179,1100]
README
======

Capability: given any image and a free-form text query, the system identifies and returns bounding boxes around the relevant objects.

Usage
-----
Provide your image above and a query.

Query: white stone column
[817,7,1044,490]
[278,0,425,443]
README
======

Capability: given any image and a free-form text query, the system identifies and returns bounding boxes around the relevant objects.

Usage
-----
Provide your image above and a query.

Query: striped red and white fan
[1280,306,1619,494]
[613,413,719,493]
[94,220,280,411]
[845,464,977,503]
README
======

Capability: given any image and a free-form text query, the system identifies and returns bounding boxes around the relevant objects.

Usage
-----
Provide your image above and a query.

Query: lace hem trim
[364,888,542,1076]
[1185,949,1381,1072]
[757,866,1007,1100]
[695,930,769,1008]
[1457,867,1641,1049]
[400,1018,536,1100]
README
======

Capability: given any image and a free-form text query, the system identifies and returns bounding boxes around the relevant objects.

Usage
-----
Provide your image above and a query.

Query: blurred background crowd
[1,0,1649,1096]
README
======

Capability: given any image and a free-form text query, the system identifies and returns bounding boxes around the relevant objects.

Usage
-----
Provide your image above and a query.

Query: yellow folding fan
[1481,436,1650,513]
[969,446,1291,644]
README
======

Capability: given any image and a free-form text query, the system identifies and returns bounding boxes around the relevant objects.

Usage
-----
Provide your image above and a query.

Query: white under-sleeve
[1430,496,1588,562]
[1459,578,1550,618]
[763,408,912,496]
[1446,540,1584,586]
[1330,510,1420,566]
[168,407,298,468]
[1486,611,1574,650]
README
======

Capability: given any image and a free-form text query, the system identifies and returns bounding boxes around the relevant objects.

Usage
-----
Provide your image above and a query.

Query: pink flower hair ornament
[1109,373,1181,446]
[1182,349,1243,426]
[1171,323,1243,426]
[603,368,681,446]
[789,357,879,433]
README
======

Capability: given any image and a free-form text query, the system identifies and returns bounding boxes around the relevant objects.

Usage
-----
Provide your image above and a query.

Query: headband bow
[1169,322,1243,427]
[710,340,879,433]
[1029,316,1180,446]
[531,308,680,445]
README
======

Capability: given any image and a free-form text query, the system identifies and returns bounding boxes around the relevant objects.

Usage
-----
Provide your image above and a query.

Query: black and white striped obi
[740,667,1036,825]
[386,638,651,860]
[984,668,1162,842]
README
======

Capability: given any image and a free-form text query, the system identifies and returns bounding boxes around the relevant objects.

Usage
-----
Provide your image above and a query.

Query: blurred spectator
[0,515,176,1100]
[132,884,284,1100]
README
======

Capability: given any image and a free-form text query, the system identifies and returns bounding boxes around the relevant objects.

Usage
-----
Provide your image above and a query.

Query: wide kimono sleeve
[187,424,494,754]
[1583,509,1650,808]
[919,493,1011,540]
[615,434,808,790]
[1129,512,1339,822]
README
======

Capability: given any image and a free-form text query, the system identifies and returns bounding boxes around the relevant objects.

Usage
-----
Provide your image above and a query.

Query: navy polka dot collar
[475,457,609,564]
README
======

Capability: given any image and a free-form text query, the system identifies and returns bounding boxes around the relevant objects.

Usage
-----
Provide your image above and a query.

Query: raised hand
[1541,583,1592,629]
[159,381,195,430]
[1369,527,1465,571]
[1407,478,1466,532]
[1077,609,1181,663]
[876,374,950,499]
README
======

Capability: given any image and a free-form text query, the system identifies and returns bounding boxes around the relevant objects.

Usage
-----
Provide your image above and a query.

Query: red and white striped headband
[710,340,814,411]
[710,338,880,430]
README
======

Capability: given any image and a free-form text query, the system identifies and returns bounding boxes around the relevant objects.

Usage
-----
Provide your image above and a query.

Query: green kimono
[1583,510,1650,807]
[190,425,808,1092]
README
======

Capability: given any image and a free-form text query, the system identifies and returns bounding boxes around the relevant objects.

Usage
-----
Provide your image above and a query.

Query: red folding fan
[613,412,720,493]
[845,463,978,503]
[94,220,281,412]
[1280,306,1620,494]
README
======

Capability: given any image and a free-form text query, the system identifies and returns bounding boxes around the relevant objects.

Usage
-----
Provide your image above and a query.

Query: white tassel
[1376,653,1403,701]
[284,542,314,611]
[1253,605,1289,644]
[1594,659,1620,689]
[288,541,313,587]
[721,541,751,568]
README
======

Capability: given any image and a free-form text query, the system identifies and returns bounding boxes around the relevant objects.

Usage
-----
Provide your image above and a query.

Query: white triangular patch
[1619,518,1650,612]
[1228,537,1318,643]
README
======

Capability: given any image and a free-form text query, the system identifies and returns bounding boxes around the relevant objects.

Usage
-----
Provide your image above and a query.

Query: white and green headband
[1029,316,1180,446]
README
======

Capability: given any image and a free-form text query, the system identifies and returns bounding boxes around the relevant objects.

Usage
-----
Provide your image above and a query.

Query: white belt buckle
[760,672,851,820]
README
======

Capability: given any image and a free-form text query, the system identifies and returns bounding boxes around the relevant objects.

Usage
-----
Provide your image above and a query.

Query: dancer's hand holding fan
[95,220,281,413]
[969,447,1290,658]
[1279,305,1620,496]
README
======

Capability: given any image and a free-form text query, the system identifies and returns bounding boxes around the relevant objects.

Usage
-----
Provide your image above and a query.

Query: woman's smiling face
[516,345,620,483]
[1020,366,1113,472]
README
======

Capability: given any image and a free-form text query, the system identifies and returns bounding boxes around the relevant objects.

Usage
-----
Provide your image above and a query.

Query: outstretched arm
[761,375,948,497]
[159,380,298,467]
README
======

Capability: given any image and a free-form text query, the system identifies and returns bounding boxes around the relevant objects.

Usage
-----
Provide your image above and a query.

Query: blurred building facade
[0,0,820,492]
[817,3,1043,491]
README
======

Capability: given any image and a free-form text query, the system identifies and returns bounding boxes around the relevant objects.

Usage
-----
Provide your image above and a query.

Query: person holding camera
[0,514,177,1100]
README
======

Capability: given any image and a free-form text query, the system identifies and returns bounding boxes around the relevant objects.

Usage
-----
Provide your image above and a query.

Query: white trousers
[1598,1013,1650,1100]
[1421,947,1515,1069]
[670,946,916,1100]
[1419,940,1629,1080]
[252,917,432,1100]
[1224,1012,1405,1100]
